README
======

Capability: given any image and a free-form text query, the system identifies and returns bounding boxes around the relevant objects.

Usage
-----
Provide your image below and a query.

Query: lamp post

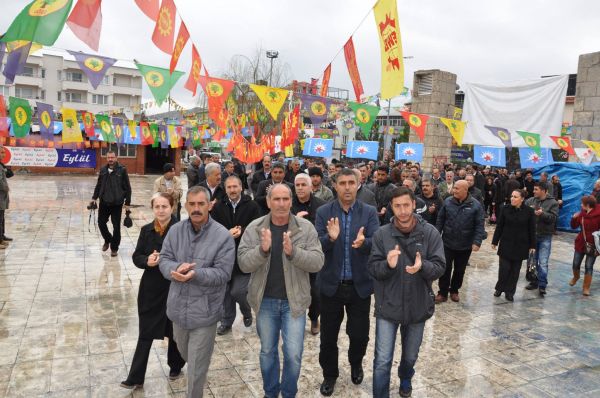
[266,50,279,86]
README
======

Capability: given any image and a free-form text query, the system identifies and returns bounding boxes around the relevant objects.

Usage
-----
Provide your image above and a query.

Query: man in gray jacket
[369,186,446,397]
[238,184,324,398]
[159,186,235,398]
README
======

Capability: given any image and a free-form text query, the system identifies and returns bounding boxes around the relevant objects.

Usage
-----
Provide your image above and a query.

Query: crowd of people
[87,149,599,398]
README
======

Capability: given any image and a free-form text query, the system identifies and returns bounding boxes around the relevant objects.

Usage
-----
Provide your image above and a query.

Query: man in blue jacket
[315,168,380,396]
[435,180,485,303]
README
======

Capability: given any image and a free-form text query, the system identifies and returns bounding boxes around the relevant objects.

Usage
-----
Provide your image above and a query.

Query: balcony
[61,79,90,91]
[13,75,43,87]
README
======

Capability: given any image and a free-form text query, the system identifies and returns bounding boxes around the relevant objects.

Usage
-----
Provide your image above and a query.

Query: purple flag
[112,117,125,144]
[484,125,513,150]
[36,102,55,139]
[0,43,5,71]
[159,125,168,149]
[67,50,116,89]
[3,42,32,84]
[298,93,338,125]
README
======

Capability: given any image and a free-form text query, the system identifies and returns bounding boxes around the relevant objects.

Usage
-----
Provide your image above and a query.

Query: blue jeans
[573,250,597,275]
[256,297,306,398]
[373,318,425,398]
[535,235,553,289]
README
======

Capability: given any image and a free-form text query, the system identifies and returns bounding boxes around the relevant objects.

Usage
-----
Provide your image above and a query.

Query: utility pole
[266,50,279,86]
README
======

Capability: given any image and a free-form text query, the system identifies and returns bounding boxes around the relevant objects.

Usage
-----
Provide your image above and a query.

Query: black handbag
[526,251,537,282]
[582,219,599,257]
[123,210,133,228]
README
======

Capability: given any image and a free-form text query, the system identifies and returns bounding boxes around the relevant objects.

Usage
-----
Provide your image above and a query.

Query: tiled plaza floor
[0,173,599,397]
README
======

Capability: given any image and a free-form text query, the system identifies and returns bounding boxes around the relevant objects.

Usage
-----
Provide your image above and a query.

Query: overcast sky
[2,0,599,111]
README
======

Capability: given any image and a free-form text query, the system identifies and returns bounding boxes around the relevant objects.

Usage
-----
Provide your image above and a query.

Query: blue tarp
[533,163,600,232]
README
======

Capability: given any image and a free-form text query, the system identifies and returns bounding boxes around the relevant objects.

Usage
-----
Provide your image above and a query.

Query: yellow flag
[168,125,179,148]
[61,108,83,143]
[582,140,600,158]
[373,0,404,99]
[285,144,294,157]
[128,120,137,138]
[440,118,466,146]
[249,84,288,121]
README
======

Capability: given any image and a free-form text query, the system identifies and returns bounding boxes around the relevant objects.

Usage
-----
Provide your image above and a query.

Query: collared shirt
[207,183,217,196]
[230,197,240,213]
[339,201,356,280]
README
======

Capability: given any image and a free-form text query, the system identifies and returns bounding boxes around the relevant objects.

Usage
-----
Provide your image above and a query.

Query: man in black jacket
[211,175,261,335]
[91,151,132,256]
[255,163,294,215]
[186,156,201,187]
[368,166,397,224]
[250,155,272,196]
[418,178,443,226]
[197,162,225,202]
[435,180,485,303]
[369,187,446,398]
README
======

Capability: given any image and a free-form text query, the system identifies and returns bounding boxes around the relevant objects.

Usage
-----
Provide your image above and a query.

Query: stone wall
[572,51,600,142]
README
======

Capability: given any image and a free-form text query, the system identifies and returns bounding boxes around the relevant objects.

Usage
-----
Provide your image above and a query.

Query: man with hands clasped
[368,186,446,397]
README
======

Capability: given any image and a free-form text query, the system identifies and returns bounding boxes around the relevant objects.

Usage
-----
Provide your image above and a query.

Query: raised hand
[387,245,401,269]
[405,252,422,274]
[327,217,340,241]
[283,231,293,256]
[260,228,272,253]
[352,226,365,248]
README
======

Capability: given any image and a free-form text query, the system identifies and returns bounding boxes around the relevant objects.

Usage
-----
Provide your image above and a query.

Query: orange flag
[169,21,189,74]
[198,76,235,126]
[343,37,364,102]
[184,45,202,96]
[0,95,8,137]
[320,63,331,97]
[551,135,575,155]
[400,111,429,142]
[67,0,102,51]
[151,0,176,54]
[135,0,159,21]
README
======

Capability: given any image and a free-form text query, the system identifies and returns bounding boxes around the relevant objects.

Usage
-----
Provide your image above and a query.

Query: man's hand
[260,228,272,253]
[296,211,309,218]
[535,208,543,216]
[327,217,340,241]
[387,245,401,269]
[405,252,422,274]
[147,250,160,267]
[352,226,365,248]
[283,231,293,256]
[229,226,242,239]
[472,244,480,252]
[428,204,436,214]
[171,262,196,282]
[379,207,386,216]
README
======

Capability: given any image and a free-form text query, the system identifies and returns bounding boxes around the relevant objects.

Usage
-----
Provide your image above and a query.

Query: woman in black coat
[491,189,536,301]
[483,176,496,218]
[121,193,185,390]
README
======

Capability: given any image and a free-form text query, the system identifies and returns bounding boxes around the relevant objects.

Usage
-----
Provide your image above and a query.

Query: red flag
[135,0,159,21]
[343,37,364,102]
[82,112,95,138]
[184,45,202,96]
[140,122,154,145]
[66,0,102,51]
[169,21,189,74]
[320,64,331,97]
[0,95,8,137]
[550,135,575,155]
[400,111,429,142]
[151,0,176,55]
[198,76,235,126]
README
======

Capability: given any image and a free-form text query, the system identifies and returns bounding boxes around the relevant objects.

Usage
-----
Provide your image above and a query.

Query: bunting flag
[302,138,333,157]
[135,0,159,21]
[517,131,541,156]
[574,147,595,166]
[36,102,54,139]
[348,102,379,139]
[66,0,102,51]
[68,51,116,89]
[150,123,159,147]
[198,76,235,123]
[298,93,336,125]
[440,118,466,146]
[159,125,168,148]
[550,135,575,156]
[519,147,553,169]
[320,64,331,97]
[343,37,364,102]
[373,0,404,99]
[151,0,176,54]
[113,117,124,144]
[95,114,115,142]
[1,0,73,45]
[473,145,506,167]
[2,41,32,84]
[0,96,9,137]
[249,85,288,121]
[140,121,154,145]
[128,120,137,139]
[395,142,423,162]
[136,63,185,106]
[281,105,300,147]
[169,21,189,74]
[192,127,202,147]
[9,97,31,138]
[347,140,379,160]
[169,125,180,148]
[81,111,95,137]
[61,107,83,143]
[582,140,600,158]
[400,111,429,142]
[484,125,512,149]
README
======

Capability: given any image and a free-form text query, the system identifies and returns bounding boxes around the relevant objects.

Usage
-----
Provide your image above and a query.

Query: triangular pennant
[550,135,575,156]
[517,131,541,156]
[574,147,595,166]
[66,0,102,51]
[440,118,466,146]
[151,0,176,54]
[169,21,189,74]
[136,63,185,106]
[400,111,429,142]
[134,0,159,21]
[484,125,512,149]
[249,84,288,121]
[68,51,116,89]
[582,140,600,158]
[348,102,379,139]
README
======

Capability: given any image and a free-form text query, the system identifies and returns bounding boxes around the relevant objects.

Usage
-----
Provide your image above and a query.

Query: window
[57,91,62,101]
[416,73,433,96]
[41,90,45,100]
[15,87,34,99]
[65,92,84,103]
[20,66,34,77]
[101,143,137,158]
[0,86,9,96]
[102,75,110,85]
[41,68,46,79]
[57,71,62,81]
[92,94,108,105]
[66,71,83,82]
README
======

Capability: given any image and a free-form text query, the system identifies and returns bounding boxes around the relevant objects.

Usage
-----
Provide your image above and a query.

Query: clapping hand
[260,228,272,253]
[327,217,340,241]
[147,250,160,267]
[387,245,401,269]
[405,252,422,274]
[352,227,365,248]
[171,262,196,282]
[283,231,293,256]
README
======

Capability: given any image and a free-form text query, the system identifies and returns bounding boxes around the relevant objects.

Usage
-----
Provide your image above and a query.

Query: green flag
[95,114,115,143]
[517,131,541,156]
[136,63,185,106]
[192,129,202,147]
[1,0,73,46]
[348,102,380,139]
[9,97,32,138]
[150,123,159,147]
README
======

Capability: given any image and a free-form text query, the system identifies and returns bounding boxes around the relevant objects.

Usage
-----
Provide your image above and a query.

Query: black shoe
[2,236,12,241]
[216,325,232,335]
[102,242,109,252]
[400,379,413,397]
[320,377,336,396]
[494,290,501,297]
[351,365,363,385]
[539,288,546,296]
[120,380,143,390]
[168,369,183,380]
[111,250,118,257]
[243,316,252,327]
[525,282,538,290]
[505,293,514,302]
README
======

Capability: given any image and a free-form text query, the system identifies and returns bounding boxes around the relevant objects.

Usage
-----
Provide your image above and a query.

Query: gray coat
[159,217,235,330]
[525,196,559,237]
[0,164,9,210]
[238,213,324,318]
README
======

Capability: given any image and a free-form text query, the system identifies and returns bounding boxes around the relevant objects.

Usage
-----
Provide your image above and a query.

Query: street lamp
[266,50,279,87]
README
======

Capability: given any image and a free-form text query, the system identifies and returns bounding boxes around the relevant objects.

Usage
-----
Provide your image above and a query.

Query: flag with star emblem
[302,138,333,157]
[250,84,289,121]
[9,97,31,138]
[395,142,423,162]
[574,147,595,166]
[348,102,379,139]
[151,0,176,54]
[136,63,184,106]
[550,135,574,155]
[440,117,466,146]
[517,131,541,156]
[519,147,553,169]
[582,140,600,159]
[474,146,506,167]
[347,140,379,160]
[400,111,428,142]
[60,107,83,143]
[68,51,116,89]
[484,125,512,149]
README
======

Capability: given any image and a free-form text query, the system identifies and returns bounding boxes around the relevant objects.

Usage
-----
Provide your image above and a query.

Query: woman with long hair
[569,195,600,296]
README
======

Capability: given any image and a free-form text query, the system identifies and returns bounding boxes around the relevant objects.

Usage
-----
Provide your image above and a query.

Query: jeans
[438,247,472,296]
[98,202,122,251]
[373,319,425,398]
[573,250,597,275]
[535,235,552,289]
[256,297,306,398]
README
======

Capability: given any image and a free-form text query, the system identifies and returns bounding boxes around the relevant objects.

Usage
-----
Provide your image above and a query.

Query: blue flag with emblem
[395,143,423,162]
[474,145,506,167]
[519,147,553,168]
[302,138,333,157]
[346,140,379,160]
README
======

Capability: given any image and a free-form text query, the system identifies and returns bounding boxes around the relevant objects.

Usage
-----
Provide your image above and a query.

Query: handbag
[526,251,537,282]
[582,218,599,257]
[490,206,497,223]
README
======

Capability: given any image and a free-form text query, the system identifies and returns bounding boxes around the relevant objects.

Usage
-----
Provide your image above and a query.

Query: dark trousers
[495,257,523,295]
[127,334,185,384]
[319,284,371,379]
[0,209,4,239]
[308,273,320,322]
[438,246,473,296]
[98,202,122,251]
[221,272,252,327]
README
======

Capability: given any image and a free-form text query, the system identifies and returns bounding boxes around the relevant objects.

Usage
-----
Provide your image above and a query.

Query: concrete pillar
[409,69,457,171]
[572,51,600,143]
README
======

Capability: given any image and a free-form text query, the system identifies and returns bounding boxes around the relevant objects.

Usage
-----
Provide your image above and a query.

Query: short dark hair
[222,160,233,168]
[390,186,415,202]
[534,181,548,192]
[512,189,527,199]
[377,165,388,173]
[271,162,285,171]
[151,192,174,207]
[338,167,358,181]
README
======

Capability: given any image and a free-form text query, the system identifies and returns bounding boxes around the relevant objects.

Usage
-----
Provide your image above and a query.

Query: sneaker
[399,379,412,397]
[434,294,447,304]
[525,282,538,290]
[216,325,232,335]
[120,380,143,390]
[168,369,183,380]
[539,288,546,296]
[450,293,460,302]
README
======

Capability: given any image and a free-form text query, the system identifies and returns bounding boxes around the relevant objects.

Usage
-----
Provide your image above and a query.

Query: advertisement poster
[2,147,96,168]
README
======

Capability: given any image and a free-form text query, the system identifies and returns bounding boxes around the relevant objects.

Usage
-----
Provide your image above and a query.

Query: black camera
[87,201,98,210]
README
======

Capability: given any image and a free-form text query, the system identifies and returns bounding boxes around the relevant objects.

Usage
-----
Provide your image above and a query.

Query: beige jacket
[153,176,183,212]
